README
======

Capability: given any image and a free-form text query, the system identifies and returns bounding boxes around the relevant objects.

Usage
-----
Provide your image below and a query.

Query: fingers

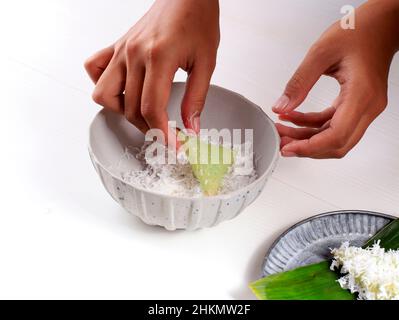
[313,115,370,159]
[313,98,386,159]
[275,123,320,140]
[278,107,336,128]
[280,136,296,149]
[280,128,340,158]
[272,45,331,114]
[92,60,126,113]
[141,64,175,144]
[181,59,216,134]
[84,47,114,84]
[279,97,366,158]
[277,88,386,159]
[276,107,335,156]
[124,63,149,133]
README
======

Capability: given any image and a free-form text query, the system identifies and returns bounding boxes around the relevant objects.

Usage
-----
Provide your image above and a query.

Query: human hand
[85,0,220,144]
[273,0,399,159]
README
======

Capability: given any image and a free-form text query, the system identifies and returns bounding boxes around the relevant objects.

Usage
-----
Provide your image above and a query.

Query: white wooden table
[1,0,398,299]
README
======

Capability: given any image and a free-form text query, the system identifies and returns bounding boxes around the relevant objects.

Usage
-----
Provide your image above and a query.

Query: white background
[0,0,398,299]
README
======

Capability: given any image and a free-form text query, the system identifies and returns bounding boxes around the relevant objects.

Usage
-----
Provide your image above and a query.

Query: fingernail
[281,143,297,157]
[281,150,297,157]
[192,116,200,134]
[272,95,290,113]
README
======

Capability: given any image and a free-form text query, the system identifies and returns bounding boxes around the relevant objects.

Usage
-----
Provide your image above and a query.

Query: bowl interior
[89,83,279,185]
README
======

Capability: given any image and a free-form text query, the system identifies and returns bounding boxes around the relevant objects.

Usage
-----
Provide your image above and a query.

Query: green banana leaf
[250,218,399,300]
[363,219,399,250]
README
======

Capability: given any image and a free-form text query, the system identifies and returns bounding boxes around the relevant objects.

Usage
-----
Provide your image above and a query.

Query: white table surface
[1,0,398,299]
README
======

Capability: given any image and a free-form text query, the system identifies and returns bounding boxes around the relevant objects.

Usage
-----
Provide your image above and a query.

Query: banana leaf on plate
[250,219,399,300]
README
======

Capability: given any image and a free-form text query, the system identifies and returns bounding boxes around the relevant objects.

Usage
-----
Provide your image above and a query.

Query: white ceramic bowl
[89,83,280,230]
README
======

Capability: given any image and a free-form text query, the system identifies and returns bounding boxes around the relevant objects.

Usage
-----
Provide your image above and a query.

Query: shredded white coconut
[113,139,257,197]
[330,241,399,300]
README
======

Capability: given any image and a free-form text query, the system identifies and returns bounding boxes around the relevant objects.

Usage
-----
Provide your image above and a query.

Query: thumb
[181,60,215,134]
[273,46,328,114]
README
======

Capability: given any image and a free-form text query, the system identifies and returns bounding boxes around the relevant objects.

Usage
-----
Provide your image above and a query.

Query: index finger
[84,46,114,84]
[141,65,176,145]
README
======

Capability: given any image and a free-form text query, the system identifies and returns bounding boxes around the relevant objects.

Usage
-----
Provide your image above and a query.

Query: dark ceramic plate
[262,210,395,277]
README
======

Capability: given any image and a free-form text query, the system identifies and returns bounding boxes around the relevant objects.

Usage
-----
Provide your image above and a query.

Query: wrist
[365,0,399,52]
